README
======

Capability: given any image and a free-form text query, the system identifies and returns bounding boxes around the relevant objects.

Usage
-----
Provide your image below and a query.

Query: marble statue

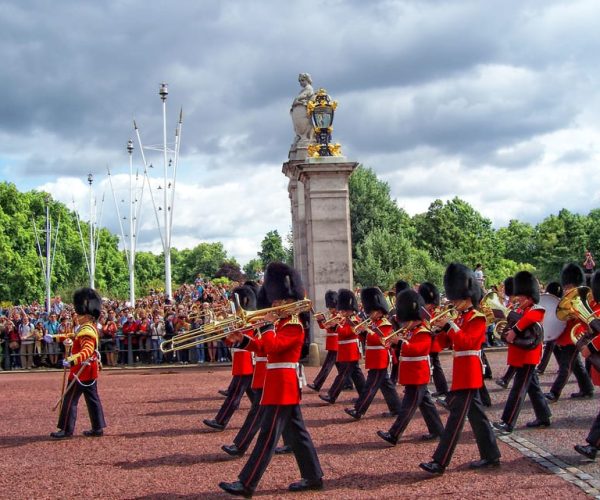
[290,73,315,155]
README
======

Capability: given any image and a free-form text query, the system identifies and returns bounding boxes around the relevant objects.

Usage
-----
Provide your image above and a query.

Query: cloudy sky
[2,0,600,264]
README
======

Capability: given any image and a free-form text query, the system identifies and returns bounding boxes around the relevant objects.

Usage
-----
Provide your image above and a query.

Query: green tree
[258,230,286,268]
[243,258,263,280]
[172,242,229,283]
[496,220,536,264]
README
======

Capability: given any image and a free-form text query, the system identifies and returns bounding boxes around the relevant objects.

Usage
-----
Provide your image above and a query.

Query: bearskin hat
[360,287,389,314]
[418,282,440,306]
[243,280,260,298]
[73,287,102,320]
[545,281,563,298]
[592,271,600,303]
[395,289,425,322]
[324,290,338,309]
[394,280,410,294]
[256,286,271,309]
[513,271,540,304]
[504,277,514,297]
[232,285,257,311]
[444,263,478,303]
[263,262,304,303]
[561,263,584,288]
[337,288,358,312]
[471,282,484,306]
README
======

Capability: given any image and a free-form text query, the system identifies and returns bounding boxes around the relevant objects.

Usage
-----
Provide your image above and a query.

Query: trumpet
[380,325,410,344]
[428,304,458,325]
[160,298,312,353]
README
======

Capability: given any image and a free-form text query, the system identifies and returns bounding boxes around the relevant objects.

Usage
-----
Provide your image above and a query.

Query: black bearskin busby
[324,290,338,309]
[545,281,562,298]
[504,277,514,297]
[256,286,271,310]
[418,282,440,306]
[561,262,584,288]
[337,288,358,312]
[592,271,600,303]
[394,280,410,294]
[513,271,540,304]
[232,285,257,311]
[73,287,102,320]
[444,263,480,305]
[243,280,260,299]
[395,289,425,322]
[263,262,304,303]
[360,287,389,314]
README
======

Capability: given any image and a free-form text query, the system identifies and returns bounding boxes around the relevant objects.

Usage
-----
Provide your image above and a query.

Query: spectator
[19,315,35,369]
[584,250,595,275]
[474,264,485,287]
[45,313,60,367]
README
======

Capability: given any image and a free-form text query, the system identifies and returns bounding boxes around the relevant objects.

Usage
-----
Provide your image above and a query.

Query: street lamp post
[159,83,173,300]
[127,139,136,306]
[88,173,95,288]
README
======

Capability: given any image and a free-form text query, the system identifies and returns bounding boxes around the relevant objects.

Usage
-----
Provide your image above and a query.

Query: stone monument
[282,75,357,361]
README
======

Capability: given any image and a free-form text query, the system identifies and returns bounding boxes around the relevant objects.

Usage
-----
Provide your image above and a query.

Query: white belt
[231,348,246,354]
[366,345,387,350]
[338,339,358,345]
[454,350,481,357]
[266,362,306,388]
[326,333,337,337]
[255,356,268,362]
[400,355,429,362]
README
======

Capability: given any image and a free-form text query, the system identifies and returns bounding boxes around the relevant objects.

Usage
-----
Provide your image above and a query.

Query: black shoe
[376,430,397,446]
[431,391,447,398]
[343,384,354,391]
[319,394,335,404]
[218,480,253,498]
[436,396,449,409]
[420,433,439,441]
[351,397,359,403]
[306,383,319,392]
[203,419,225,431]
[544,392,558,403]
[288,478,323,492]
[274,445,293,455]
[469,458,500,469]
[82,429,103,437]
[381,411,398,417]
[495,378,508,389]
[50,430,72,439]
[571,391,594,399]
[218,389,229,397]
[574,444,598,460]
[222,444,244,457]
[344,408,361,420]
[526,418,551,428]
[419,461,445,475]
[492,421,513,434]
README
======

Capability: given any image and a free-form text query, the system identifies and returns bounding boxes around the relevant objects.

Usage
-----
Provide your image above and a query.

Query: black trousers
[432,389,500,468]
[57,379,106,434]
[390,345,402,383]
[501,364,551,428]
[233,389,265,452]
[215,375,253,426]
[550,344,594,398]
[327,361,366,402]
[482,349,493,379]
[586,403,600,447]
[238,404,323,491]
[429,352,448,395]
[311,350,338,391]
[353,368,401,415]
[389,384,443,439]
[500,365,517,384]
[537,341,556,374]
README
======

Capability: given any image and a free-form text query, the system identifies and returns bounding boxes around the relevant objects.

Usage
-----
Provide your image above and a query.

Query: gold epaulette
[76,324,99,343]
[282,314,303,327]
[414,325,431,336]
[378,318,391,327]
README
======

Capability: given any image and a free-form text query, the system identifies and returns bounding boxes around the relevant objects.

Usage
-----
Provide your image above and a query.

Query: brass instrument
[381,325,411,344]
[322,314,342,327]
[480,292,514,337]
[160,298,313,353]
[428,304,458,325]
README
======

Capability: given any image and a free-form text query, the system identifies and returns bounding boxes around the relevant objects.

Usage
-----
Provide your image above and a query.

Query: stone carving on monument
[289,73,315,160]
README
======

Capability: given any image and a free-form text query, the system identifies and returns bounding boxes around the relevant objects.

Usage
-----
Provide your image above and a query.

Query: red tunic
[506,304,544,367]
[448,309,486,391]
[364,318,392,370]
[399,323,432,386]
[555,318,580,346]
[244,317,304,405]
[225,336,254,376]
[430,330,449,353]
[317,318,338,352]
[588,303,600,386]
[335,320,361,362]
[57,324,99,382]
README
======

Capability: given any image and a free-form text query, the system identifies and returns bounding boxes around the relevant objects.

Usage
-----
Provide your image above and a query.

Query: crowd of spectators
[0,278,247,371]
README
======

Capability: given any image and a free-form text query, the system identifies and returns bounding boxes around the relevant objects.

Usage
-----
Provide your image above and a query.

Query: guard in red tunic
[307,290,340,392]
[419,282,449,399]
[344,287,401,419]
[545,263,594,402]
[420,263,500,474]
[204,285,256,431]
[50,288,106,439]
[318,289,366,404]
[496,277,518,388]
[219,262,323,498]
[575,270,600,459]
[536,281,563,375]
[492,271,551,433]
[376,289,443,445]
[389,280,410,385]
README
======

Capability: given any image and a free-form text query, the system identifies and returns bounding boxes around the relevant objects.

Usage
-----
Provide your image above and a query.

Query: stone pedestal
[283,156,357,348]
